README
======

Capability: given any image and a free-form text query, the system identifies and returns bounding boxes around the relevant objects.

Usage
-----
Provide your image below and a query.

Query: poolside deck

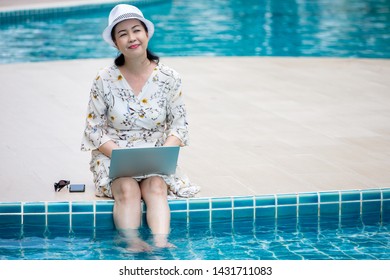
[1,1,390,202]
[1,56,389,202]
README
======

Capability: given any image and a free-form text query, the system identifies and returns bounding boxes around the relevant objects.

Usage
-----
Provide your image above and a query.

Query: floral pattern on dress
[81,63,200,198]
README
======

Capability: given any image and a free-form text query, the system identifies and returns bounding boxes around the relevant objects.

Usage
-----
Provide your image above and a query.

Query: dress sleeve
[166,75,189,146]
[81,75,112,151]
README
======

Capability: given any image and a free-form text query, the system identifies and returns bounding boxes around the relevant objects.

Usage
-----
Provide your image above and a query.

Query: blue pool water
[1,188,389,260]
[0,0,389,63]
[1,217,389,260]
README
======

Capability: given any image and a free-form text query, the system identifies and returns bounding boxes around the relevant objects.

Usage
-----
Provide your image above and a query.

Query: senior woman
[81,4,199,251]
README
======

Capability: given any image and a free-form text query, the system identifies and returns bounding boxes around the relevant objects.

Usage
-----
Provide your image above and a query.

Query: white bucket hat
[102,4,154,47]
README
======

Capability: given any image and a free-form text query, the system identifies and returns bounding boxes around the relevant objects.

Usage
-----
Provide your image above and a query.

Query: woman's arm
[165,74,189,147]
[98,140,120,158]
[81,73,113,152]
[163,135,182,147]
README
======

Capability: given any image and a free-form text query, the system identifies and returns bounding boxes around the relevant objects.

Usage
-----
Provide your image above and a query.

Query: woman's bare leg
[140,176,175,248]
[111,177,151,252]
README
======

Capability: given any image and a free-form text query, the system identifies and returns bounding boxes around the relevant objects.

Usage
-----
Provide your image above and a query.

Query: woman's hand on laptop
[98,140,120,158]
[163,136,182,147]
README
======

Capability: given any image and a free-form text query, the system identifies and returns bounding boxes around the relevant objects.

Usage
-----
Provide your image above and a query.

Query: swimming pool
[0,0,389,63]
[0,0,389,262]
[1,188,389,260]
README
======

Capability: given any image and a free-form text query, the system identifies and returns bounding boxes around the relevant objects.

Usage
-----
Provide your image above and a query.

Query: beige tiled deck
[1,57,389,202]
[1,0,390,202]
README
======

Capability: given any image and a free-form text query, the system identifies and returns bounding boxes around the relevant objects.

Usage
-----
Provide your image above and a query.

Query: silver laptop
[108,146,180,179]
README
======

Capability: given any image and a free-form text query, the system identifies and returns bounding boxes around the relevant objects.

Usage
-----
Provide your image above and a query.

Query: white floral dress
[81,63,200,198]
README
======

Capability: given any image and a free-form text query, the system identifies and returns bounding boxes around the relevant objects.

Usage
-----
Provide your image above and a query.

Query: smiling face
[112,19,149,60]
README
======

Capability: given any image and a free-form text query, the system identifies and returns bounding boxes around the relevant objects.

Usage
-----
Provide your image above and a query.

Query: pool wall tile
[362,200,381,213]
[22,224,47,237]
[189,198,210,210]
[72,202,93,213]
[95,201,114,212]
[341,202,360,216]
[48,202,70,213]
[277,205,297,219]
[362,190,381,200]
[23,202,45,213]
[320,202,339,217]
[189,210,210,222]
[71,213,94,228]
[0,215,21,225]
[382,189,390,199]
[48,214,69,228]
[255,216,275,227]
[233,196,254,208]
[256,206,276,220]
[382,200,390,223]
[234,207,254,221]
[0,203,21,214]
[298,193,318,204]
[320,192,340,203]
[212,209,232,222]
[169,199,187,211]
[0,188,390,231]
[255,195,275,206]
[211,197,232,209]
[277,194,297,205]
[362,201,381,225]
[341,191,360,201]
[171,211,187,223]
[299,204,318,217]
[341,202,361,224]
[23,214,45,226]
[95,213,115,229]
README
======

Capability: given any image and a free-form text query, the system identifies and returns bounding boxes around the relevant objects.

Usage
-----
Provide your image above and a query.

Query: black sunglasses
[54,180,70,192]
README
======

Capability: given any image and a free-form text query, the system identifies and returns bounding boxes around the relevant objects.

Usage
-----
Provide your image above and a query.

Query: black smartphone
[69,184,85,193]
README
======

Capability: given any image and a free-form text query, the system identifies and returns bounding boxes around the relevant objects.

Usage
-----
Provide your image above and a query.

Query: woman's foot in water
[153,234,176,249]
[126,236,152,252]
[119,228,152,252]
